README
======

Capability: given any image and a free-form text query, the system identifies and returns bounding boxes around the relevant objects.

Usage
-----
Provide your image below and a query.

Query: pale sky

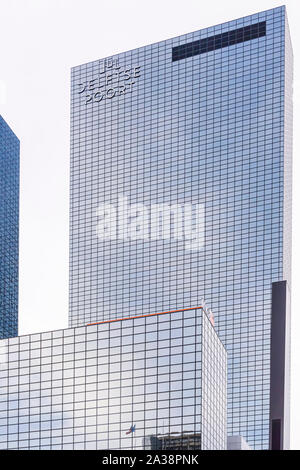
[0,0,299,449]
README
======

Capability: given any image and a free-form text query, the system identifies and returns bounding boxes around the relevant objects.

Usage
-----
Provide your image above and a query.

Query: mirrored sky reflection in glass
[0,309,227,450]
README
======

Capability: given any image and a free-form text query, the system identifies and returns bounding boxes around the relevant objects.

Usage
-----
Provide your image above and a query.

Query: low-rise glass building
[0,307,226,450]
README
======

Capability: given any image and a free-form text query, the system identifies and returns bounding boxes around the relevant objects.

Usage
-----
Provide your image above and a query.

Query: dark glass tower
[69,7,293,449]
[0,116,19,339]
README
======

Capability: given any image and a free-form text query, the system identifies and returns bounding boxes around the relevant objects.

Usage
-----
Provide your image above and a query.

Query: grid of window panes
[69,7,292,449]
[0,308,226,450]
[0,116,19,340]
[201,311,227,450]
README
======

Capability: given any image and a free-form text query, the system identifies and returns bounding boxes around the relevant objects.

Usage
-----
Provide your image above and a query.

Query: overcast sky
[0,0,299,449]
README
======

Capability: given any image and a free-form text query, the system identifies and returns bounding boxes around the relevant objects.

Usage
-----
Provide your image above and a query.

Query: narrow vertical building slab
[0,116,19,340]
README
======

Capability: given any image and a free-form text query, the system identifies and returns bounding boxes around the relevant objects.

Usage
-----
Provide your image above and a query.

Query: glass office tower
[69,7,293,449]
[0,116,19,340]
[0,308,227,450]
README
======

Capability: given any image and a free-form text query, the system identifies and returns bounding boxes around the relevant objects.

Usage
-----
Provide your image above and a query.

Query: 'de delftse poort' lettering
[77,59,141,104]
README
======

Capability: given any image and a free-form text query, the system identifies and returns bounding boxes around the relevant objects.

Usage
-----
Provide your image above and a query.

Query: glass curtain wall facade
[0,116,19,340]
[69,7,293,449]
[0,308,227,450]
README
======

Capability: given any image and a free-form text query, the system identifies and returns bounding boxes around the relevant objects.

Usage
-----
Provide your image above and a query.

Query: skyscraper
[0,116,19,340]
[69,6,293,449]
